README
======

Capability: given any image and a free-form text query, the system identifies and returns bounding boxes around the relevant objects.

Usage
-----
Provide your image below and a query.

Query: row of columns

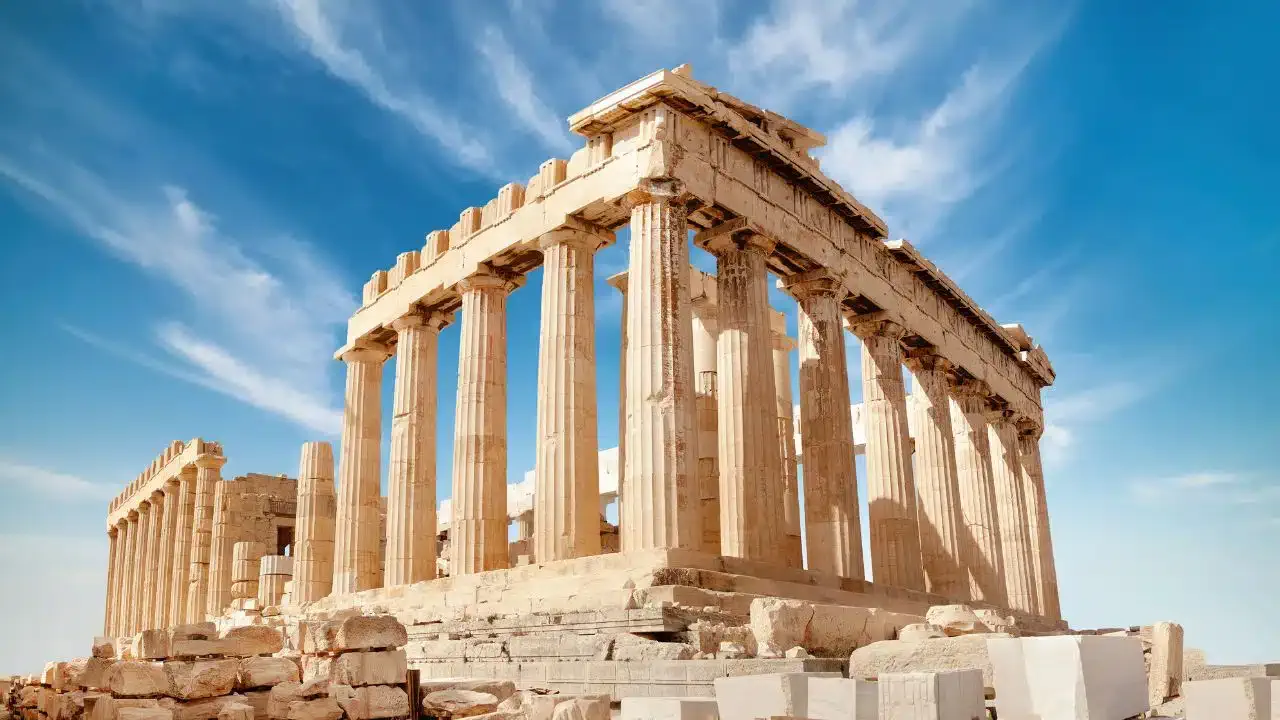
[104,454,225,637]
[324,178,1059,620]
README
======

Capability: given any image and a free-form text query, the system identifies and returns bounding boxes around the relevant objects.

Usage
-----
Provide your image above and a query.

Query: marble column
[772,327,804,569]
[207,480,238,617]
[903,351,968,600]
[606,272,629,528]
[535,225,605,562]
[451,271,515,575]
[784,272,863,579]
[989,407,1038,614]
[112,518,129,635]
[142,491,165,629]
[385,311,449,586]
[120,512,138,635]
[620,179,701,551]
[294,441,336,603]
[702,225,785,563]
[948,379,1007,607]
[514,510,534,542]
[187,454,224,622]
[154,480,179,628]
[103,526,119,635]
[851,316,925,591]
[133,500,153,632]
[231,541,266,603]
[691,296,720,554]
[1017,420,1061,620]
[334,343,390,594]
[168,466,196,625]
[258,556,292,608]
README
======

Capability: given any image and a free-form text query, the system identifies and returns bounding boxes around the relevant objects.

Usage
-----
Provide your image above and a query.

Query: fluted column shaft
[785,273,862,578]
[772,331,804,569]
[294,442,337,603]
[334,345,389,594]
[535,228,604,562]
[852,317,925,591]
[451,272,515,575]
[142,493,165,629]
[990,409,1038,614]
[386,313,447,586]
[154,481,178,628]
[168,467,195,625]
[606,273,629,528]
[104,527,119,635]
[133,501,153,631]
[186,455,224,622]
[120,513,138,635]
[691,299,720,554]
[620,181,701,551]
[904,352,968,600]
[1018,423,1061,620]
[949,380,1007,606]
[207,480,235,617]
[705,230,785,563]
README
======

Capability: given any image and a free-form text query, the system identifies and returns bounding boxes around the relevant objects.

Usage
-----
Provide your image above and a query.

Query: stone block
[711,673,845,720]
[1147,622,1184,707]
[898,624,946,643]
[923,606,982,637]
[215,704,253,720]
[133,631,171,661]
[67,658,113,691]
[117,709,173,720]
[805,677,878,720]
[330,685,409,720]
[163,660,240,700]
[1185,678,1273,720]
[42,662,69,689]
[306,617,406,655]
[92,639,116,660]
[612,636,696,661]
[169,641,226,660]
[235,658,299,690]
[620,698,719,720]
[105,662,168,698]
[171,625,218,643]
[549,698,609,720]
[850,635,1009,691]
[220,628,284,659]
[988,635,1148,720]
[749,599,812,658]
[266,683,300,719]
[330,651,405,687]
[283,700,340,720]
[171,695,251,720]
[422,689,498,718]
[877,670,984,720]
[419,680,516,703]
[299,658,331,685]
[240,690,270,720]
[522,695,611,720]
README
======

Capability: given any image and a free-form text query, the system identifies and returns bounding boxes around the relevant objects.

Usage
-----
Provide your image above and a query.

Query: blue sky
[1,0,1277,674]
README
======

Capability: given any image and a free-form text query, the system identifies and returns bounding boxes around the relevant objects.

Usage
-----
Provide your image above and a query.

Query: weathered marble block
[877,669,984,720]
[1184,677,1274,720]
[988,635,1148,720]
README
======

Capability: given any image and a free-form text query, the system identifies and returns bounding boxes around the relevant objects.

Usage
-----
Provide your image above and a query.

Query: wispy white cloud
[1041,377,1161,468]
[0,459,114,502]
[475,26,574,154]
[1128,471,1280,506]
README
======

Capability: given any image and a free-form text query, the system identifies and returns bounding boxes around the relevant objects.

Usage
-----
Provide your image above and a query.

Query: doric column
[606,272,629,528]
[948,379,1007,606]
[186,454,224,622]
[168,466,196,625]
[697,221,785,563]
[231,541,266,603]
[111,518,129,635]
[207,479,237,617]
[784,271,863,579]
[451,270,516,575]
[141,491,165,629]
[691,295,720,554]
[120,512,138,635]
[535,224,607,562]
[385,310,450,586]
[514,510,534,542]
[334,342,390,594]
[850,316,925,591]
[620,179,701,551]
[772,325,804,569]
[989,407,1038,614]
[103,526,119,636]
[133,500,153,632]
[903,351,968,601]
[258,556,292,608]
[154,480,179,628]
[1017,420,1061,620]
[294,441,336,603]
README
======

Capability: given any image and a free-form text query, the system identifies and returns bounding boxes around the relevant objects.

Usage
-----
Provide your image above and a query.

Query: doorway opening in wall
[277,525,294,556]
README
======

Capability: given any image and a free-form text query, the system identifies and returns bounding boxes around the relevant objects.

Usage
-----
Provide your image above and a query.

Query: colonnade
[328,179,1060,620]
[103,448,225,637]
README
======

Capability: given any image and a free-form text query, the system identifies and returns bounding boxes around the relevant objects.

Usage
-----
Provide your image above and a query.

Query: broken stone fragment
[749,598,812,658]
[972,609,1019,636]
[220,627,284,659]
[117,708,173,720]
[329,651,405,687]
[162,660,240,700]
[168,641,226,660]
[299,657,331,685]
[898,623,948,642]
[848,633,1014,692]
[330,685,409,720]
[422,689,498,718]
[784,647,809,659]
[133,632,171,662]
[235,657,299,691]
[548,698,609,720]
[306,617,407,656]
[91,640,116,661]
[170,625,218,643]
[266,682,301,719]
[42,662,70,691]
[610,635,695,661]
[168,695,249,720]
[284,699,341,720]
[716,641,748,659]
[214,704,252,720]
[924,605,983,636]
[104,662,168,698]
[420,681,515,704]
[67,658,113,691]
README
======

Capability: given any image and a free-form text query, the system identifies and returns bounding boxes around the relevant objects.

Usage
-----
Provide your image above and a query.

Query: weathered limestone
[620,178,701,552]
[784,271,862,578]
[620,698,718,720]
[385,310,448,586]
[188,454,225,624]
[904,352,968,602]
[207,482,235,618]
[535,224,607,562]
[771,318,803,570]
[1147,621,1184,708]
[121,513,138,635]
[1185,678,1273,720]
[230,541,266,602]
[1018,420,1062,621]
[698,221,785,564]
[169,466,196,627]
[155,480,179,629]
[293,442,336,604]
[713,672,870,720]
[257,556,292,608]
[948,379,1007,606]
[134,501,153,633]
[451,270,516,575]
[877,669,985,720]
[690,289,720,554]
[851,315,925,591]
[988,635,1149,720]
[334,343,390,594]
[987,408,1038,615]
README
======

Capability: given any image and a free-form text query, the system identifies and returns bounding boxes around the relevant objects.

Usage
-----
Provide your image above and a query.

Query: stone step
[405,606,686,640]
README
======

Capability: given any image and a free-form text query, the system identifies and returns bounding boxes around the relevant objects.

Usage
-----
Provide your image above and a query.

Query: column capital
[457,268,520,295]
[846,311,907,342]
[127,509,139,520]
[116,517,130,529]
[108,526,119,538]
[623,178,693,209]
[606,270,628,294]
[780,269,849,300]
[163,478,180,491]
[194,454,226,471]
[390,308,453,333]
[340,340,392,365]
[539,217,613,251]
[179,464,198,482]
[693,218,775,256]
[983,402,1017,426]
[948,376,991,399]
[149,489,165,503]
[1015,417,1044,439]
[903,347,954,375]
[772,332,797,352]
